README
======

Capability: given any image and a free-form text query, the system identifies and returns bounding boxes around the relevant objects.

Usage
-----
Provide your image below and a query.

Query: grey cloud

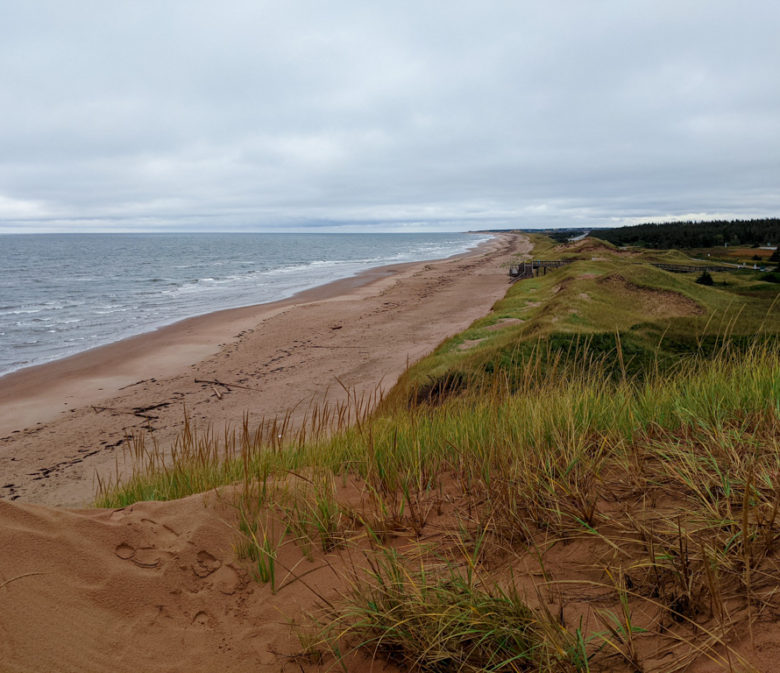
[1,1,779,232]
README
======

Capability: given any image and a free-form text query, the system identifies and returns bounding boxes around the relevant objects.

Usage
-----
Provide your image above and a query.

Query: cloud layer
[1,1,779,232]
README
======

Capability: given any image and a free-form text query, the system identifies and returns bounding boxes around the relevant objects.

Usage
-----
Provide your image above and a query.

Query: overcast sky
[1,1,779,233]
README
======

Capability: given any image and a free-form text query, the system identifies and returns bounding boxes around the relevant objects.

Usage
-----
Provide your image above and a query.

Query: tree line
[595,218,780,249]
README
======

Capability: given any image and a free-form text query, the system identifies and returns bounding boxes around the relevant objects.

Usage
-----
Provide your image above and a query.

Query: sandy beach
[0,232,528,507]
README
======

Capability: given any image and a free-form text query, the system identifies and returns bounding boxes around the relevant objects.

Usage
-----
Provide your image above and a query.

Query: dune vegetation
[97,236,780,672]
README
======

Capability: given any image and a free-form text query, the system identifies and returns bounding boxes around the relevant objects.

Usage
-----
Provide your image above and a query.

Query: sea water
[0,232,490,377]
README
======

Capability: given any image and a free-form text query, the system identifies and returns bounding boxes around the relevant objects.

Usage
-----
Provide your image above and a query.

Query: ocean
[0,232,490,377]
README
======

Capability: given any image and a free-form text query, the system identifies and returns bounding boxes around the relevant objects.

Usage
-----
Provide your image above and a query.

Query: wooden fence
[510,260,738,280]
[651,263,736,273]
[509,260,572,278]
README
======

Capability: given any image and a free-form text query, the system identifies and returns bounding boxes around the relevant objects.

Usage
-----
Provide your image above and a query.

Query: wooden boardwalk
[510,259,738,279]
[509,260,571,278]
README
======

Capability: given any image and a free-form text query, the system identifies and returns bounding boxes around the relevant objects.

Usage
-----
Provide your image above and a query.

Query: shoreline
[0,232,529,507]
[0,236,494,434]
[0,234,492,382]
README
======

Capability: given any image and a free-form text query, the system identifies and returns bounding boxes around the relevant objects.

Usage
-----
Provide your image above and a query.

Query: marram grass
[320,543,580,672]
[97,341,780,511]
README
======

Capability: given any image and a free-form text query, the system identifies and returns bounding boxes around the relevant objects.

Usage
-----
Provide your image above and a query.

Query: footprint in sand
[211,564,244,595]
[140,517,180,546]
[113,542,162,569]
[192,550,221,578]
[114,542,135,559]
[191,610,215,628]
[133,547,162,568]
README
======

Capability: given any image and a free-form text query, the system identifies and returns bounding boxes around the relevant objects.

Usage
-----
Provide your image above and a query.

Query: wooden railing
[651,263,736,273]
[509,260,572,278]
[510,259,739,280]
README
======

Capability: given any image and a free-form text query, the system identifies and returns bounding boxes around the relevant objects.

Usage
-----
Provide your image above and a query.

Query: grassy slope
[388,235,780,402]
[97,236,780,672]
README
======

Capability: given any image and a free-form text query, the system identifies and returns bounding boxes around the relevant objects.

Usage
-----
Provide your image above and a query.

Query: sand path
[0,233,528,507]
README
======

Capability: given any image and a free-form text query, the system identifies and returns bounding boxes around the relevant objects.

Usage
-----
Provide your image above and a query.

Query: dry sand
[0,489,396,673]
[0,232,529,672]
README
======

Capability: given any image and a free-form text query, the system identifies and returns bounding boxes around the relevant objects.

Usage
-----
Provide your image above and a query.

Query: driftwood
[194,378,262,392]
[90,402,169,420]
[133,402,171,414]
[117,378,156,390]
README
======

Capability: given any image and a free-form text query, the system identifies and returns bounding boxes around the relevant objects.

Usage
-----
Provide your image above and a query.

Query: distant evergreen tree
[696,271,714,286]
[595,218,780,250]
